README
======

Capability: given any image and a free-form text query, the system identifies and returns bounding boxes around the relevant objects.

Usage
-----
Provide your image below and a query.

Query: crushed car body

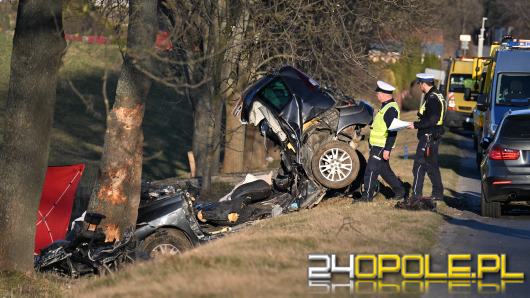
[236,65,373,207]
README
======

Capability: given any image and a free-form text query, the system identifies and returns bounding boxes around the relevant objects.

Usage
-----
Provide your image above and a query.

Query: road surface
[425,131,530,297]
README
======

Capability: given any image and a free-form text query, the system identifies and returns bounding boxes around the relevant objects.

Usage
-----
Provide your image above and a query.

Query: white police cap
[416,73,435,83]
[375,80,395,94]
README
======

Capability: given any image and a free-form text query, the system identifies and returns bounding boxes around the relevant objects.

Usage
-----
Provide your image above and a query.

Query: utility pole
[478,17,488,57]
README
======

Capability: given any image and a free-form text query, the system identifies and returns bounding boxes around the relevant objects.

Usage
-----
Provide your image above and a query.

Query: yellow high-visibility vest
[370,102,400,148]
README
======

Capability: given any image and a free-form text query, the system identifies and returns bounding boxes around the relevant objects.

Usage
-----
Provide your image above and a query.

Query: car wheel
[140,229,192,258]
[481,186,501,218]
[311,140,360,189]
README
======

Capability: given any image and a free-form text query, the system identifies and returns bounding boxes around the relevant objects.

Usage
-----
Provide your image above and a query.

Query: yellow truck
[472,42,500,151]
[443,58,476,130]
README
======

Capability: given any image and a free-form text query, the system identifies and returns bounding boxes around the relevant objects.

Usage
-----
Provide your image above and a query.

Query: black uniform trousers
[412,134,443,198]
[363,146,404,199]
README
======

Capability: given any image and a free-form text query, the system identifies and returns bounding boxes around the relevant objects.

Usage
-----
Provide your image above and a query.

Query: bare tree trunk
[244,125,268,171]
[222,95,245,173]
[0,0,65,272]
[220,3,250,174]
[193,93,223,194]
[88,0,158,242]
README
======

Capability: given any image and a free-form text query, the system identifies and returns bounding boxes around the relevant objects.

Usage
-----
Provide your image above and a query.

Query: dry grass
[0,271,70,297]
[74,196,442,297]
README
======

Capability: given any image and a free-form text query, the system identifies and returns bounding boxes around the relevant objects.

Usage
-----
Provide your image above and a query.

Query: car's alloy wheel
[151,244,181,257]
[311,140,359,189]
[140,229,192,258]
[319,147,353,182]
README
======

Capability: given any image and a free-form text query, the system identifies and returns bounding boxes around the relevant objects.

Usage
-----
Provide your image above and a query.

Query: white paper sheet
[388,118,411,131]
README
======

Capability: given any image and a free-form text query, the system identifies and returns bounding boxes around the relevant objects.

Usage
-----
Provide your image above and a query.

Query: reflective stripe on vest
[369,101,400,148]
[419,92,446,126]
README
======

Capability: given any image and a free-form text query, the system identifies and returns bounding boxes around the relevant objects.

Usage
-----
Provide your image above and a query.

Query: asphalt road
[424,131,530,298]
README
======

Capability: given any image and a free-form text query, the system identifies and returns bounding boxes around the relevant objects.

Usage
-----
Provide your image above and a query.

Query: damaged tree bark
[88,0,158,242]
[0,0,66,271]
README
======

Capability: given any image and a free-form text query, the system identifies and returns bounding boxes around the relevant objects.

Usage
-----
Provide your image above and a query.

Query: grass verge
[0,271,69,297]
[74,197,443,297]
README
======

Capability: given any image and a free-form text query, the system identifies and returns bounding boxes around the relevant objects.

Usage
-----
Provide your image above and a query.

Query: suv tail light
[488,144,520,160]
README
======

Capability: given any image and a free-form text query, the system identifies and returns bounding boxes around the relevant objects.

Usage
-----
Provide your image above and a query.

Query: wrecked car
[37,178,293,271]
[36,187,202,276]
[135,184,205,257]
[136,179,293,258]
[236,66,373,208]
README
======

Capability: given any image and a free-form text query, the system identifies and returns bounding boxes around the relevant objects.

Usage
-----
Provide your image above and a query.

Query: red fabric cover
[34,164,85,254]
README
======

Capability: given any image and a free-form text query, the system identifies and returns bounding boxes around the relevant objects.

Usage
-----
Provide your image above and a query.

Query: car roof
[495,50,530,73]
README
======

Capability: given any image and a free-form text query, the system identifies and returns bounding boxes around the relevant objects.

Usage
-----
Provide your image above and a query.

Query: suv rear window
[499,115,530,139]
[258,79,292,111]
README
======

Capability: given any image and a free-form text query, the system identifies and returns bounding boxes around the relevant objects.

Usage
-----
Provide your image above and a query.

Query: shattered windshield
[449,74,473,93]
[496,73,530,106]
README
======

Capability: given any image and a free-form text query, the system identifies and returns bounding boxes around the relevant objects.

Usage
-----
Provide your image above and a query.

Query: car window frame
[256,78,293,113]
[495,72,530,106]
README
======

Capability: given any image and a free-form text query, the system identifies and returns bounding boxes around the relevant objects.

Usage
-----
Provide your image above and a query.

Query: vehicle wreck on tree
[236,66,374,208]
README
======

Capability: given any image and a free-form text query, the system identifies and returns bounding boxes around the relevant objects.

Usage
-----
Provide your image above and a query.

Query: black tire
[311,140,360,189]
[139,229,193,258]
[481,186,501,218]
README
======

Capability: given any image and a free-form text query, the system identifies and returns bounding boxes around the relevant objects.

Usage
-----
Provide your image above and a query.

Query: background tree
[485,0,530,36]
[0,0,66,271]
[154,0,438,194]
[87,0,158,241]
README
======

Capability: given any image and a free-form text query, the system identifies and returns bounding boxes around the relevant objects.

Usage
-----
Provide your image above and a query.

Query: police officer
[358,81,405,202]
[407,73,446,201]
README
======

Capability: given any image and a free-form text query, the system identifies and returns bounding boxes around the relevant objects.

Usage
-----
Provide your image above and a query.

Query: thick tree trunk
[87,0,158,242]
[0,0,65,271]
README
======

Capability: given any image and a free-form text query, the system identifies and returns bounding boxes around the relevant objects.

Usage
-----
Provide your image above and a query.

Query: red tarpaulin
[34,164,85,254]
